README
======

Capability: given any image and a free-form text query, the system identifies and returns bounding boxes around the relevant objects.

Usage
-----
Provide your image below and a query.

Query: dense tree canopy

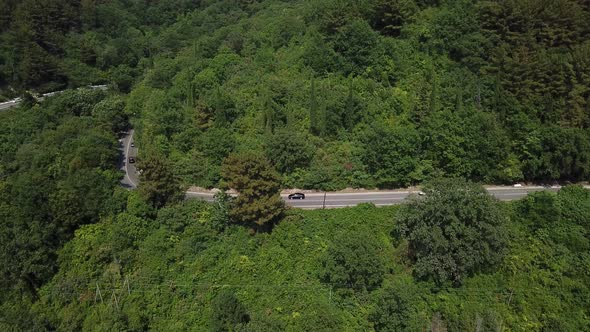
[2,0,589,189]
[211,290,251,332]
[369,276,429,332]
[0,89,125,299]
[321,227,387,290]
[138,153,183,209]
[2,0,590,330]
[2,185,588,330]
[95,0,590,191]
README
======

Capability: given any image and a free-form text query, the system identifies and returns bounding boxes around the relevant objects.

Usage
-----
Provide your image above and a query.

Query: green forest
[3,0,590,189]
[1,0,590,330]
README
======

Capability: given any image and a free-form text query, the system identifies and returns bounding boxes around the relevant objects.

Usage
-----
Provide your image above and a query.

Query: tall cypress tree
[264,108,274,134]
[428,67,437,114]
[261,90,275,134]
[188,80,195,108]
[455,89,463,113]
[343,78,357,130]
[309,78,324,136]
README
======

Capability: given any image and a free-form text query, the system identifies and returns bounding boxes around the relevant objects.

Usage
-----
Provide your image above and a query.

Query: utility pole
[110,291,119,310]
[123,276,131,295]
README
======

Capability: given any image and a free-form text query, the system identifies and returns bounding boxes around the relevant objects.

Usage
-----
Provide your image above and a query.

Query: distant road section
[119,129,139,189]
[0,85,108,111]
[0,98,21,111]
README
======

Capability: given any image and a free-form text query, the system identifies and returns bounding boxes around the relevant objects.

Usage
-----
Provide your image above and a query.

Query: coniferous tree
[455,89,463,113]
[211,290,250,332]
[309,78,322,136]
[263,93,275,135]
[187,80,195,108]
[371,0,419,37]
[428,68,437,114]
[138,154,183,209]
[221,152,285,232]
[264,108,274,134]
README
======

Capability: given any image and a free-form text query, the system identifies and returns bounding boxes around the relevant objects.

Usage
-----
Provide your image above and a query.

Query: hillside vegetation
[1,0,590,330]
[2,0,590,189]
[2,165,590,330]
[127,0,590,189]
[1,94,589,329]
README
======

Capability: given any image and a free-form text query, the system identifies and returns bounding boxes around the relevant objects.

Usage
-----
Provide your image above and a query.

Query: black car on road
[288,193,305,200]
[128,157,135,164]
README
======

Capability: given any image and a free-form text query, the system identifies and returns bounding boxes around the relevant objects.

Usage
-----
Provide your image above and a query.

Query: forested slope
[124,0,590,189]
[3,174,590,330]
[0,0,201,95]
[2,0,590,189]
[0,89,129,300]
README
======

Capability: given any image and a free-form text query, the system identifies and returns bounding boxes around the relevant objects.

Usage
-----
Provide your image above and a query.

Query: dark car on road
[128,157,135,164]
[288,193,305,200]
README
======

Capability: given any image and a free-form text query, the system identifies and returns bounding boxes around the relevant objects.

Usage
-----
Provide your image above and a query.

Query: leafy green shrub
[321,228,387,290]
[211,290,250,332]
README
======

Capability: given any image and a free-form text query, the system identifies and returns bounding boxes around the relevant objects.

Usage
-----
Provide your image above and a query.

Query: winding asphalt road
[3,89,575,209]
[119,132,580,209]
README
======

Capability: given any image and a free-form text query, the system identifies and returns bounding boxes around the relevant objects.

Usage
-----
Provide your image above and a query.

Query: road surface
[0,99,20,111]
[186,187,563,209]
[119,129,139,189]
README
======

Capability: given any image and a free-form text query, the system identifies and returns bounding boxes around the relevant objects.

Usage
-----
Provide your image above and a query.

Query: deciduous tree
[396,178,508,285]
[265,129,313,174]
[369,277,429,331]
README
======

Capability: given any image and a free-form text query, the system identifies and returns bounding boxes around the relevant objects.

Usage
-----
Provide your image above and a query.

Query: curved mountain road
[119,132,582,209]
[0,99,20,111]
[119,129,139,189]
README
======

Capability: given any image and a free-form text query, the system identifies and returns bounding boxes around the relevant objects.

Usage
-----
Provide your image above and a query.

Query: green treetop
[396,178,508,285]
